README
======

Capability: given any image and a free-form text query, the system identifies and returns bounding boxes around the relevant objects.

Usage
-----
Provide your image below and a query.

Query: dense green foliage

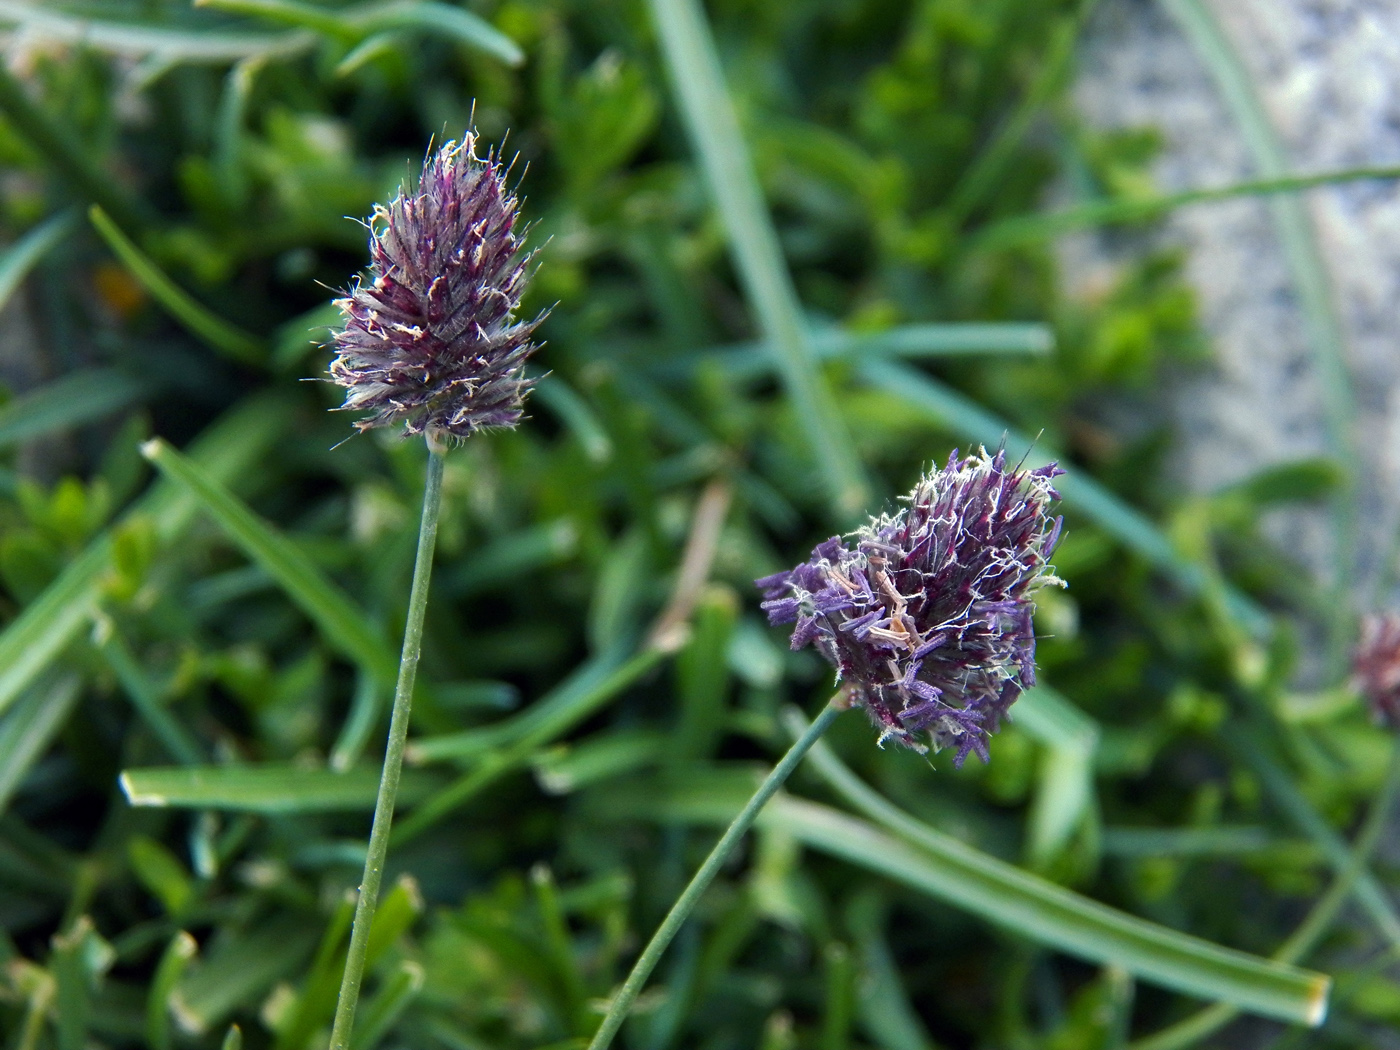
[0,2,1395,1049]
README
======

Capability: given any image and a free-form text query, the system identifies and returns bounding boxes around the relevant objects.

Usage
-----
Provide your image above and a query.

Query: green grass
[0,2,1394,1049]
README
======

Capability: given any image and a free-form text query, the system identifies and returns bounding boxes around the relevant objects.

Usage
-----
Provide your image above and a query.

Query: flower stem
[586,696,846,1050]
[329,436,446,1050]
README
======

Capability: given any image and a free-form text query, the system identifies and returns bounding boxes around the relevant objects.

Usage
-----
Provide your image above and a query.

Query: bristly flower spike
[757,447,1065,766]
[330,130,545,441]
[1355,613,1400,729]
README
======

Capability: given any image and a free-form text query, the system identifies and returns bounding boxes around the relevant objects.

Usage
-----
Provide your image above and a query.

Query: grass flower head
[1355,613,1400,728]
[758,448,1064,765]
[330,131,543,440]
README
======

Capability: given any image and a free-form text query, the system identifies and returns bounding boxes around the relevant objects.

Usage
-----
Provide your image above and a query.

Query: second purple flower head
[758,448,1064,766]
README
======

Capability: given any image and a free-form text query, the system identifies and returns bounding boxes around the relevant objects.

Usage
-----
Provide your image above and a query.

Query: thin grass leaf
[147,932,198,1050]
[141,438,398,685]
[119,764,440,813]
[98,623,204,766]
[647,0,868,520]
[88,207,265,366]
[330,672,382,773]
[394,647,668,842]
[668,321,1054,382]
[533,378,613,464]
[192,0,357,38]
[860,358,1272,637]
[845,893,936,1050]
[766,754,1328,1026]
[976,165,1400,249]
[1229,727,1400,951]
[214,56,266,207]
[443,519,578,597]
[0,210,76,313]
[942,5,1089,226]
[0,393,292,715]
[0,66,148,230]
[350,960,423,1050]
[1160,0,1357,666]
[1015,686,1101,865]
[0,676,81,812]
[172,923,319,1035]
[352,2,523,66]
[1100,826,1277,858]
[0,370,150,451]
[273,893,355,1050]
[0,1,313,60]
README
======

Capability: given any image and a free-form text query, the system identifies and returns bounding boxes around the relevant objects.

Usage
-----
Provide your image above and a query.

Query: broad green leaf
[0,393,292,715]
[89,206,265,366]
[141,438,398,685]
[648,0,867,520]
[0,210,76,314]
[763,796,1328,1026]
[860,358,1272,638]
[0,370,149,451]
[119,764,440,813]
[0,675,81,811]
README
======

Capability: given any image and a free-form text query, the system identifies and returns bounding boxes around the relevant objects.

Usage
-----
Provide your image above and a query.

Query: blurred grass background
[0,1,1396,1048]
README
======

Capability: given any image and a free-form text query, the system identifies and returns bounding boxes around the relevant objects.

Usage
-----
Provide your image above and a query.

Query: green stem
[586,697,846,1050]
[328,436,446,1050]
[1128,737,1400,1050]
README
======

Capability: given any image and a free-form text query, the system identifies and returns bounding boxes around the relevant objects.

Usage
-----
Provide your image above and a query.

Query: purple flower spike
[1355,613,1400,728]
[330,132,545,440]
[757,448,1065,766]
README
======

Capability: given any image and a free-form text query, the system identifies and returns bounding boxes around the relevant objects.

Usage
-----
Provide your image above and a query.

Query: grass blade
[0,1,313,60]
[976,165,1400,249]
[147,932,198,1050]
[119,764,440,813]
[1229,727,1400,951]
[533,378,613,464]
[394,647,667,842]
[350,960,423,1050]
[0,65,149,230]
[352,2,522,66]
[664,321,1054,382]
[647,0,868,520]
[0,676,81,812]
[1015,686,1101,866]
[88,206,265,366]
[1161,0,1357,664]
[771,723,1329,1026]
[0,370,149,450]
[98,623,204,765]
[0,210,76,313]
[141,437,398,685]
[860,358,1271,637]
[0,393,292,715]
[193,0,358,38]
